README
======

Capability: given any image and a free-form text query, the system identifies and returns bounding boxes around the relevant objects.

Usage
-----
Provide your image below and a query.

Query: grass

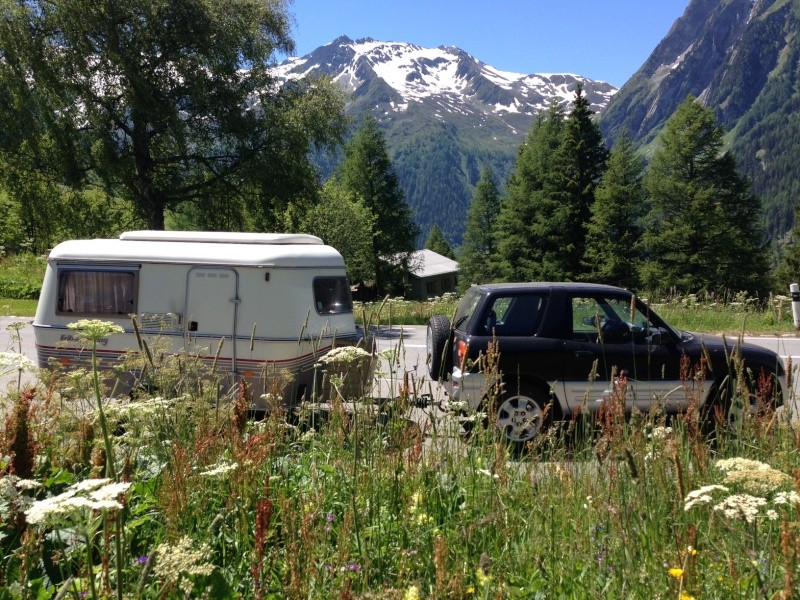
[0,299,38,317]
[0,254,46,301]
[1,317,799,598]
[4,294,799,336]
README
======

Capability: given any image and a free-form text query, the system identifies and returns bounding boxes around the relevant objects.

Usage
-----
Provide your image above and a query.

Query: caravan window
[56,268,138,316]
[313,277,353,315]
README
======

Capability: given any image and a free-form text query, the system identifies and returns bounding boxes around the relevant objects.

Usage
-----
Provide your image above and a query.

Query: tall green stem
[91,338,117,481]
[85,529,98,600]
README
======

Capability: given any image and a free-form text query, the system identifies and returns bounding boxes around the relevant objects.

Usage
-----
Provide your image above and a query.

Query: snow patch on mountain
[274,36,617,117]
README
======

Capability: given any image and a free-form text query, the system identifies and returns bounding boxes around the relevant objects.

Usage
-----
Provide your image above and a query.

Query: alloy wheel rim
[496,395,542,442]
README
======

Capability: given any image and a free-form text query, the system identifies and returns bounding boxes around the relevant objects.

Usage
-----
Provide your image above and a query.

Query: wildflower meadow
[1,316,799,599]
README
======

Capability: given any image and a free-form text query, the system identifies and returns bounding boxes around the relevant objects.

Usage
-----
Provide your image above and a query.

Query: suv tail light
[456,338,468,367]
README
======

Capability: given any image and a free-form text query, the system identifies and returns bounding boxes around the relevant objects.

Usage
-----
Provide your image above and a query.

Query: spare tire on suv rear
[426,315,452,380]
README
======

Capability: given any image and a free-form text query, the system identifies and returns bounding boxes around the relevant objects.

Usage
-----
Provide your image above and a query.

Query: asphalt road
[3,318,800,416]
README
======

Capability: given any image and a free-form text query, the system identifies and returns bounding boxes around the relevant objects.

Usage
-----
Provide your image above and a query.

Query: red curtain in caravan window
[58,270,136,315]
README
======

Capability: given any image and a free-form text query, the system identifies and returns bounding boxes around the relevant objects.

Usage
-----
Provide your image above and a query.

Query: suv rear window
[452,288,482,331]
[313,276,353,315]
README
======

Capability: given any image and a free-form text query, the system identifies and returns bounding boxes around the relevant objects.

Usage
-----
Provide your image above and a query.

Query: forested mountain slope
[600,0,800,239]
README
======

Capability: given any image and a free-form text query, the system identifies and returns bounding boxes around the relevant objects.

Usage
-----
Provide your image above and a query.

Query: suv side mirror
[648,327,670,346]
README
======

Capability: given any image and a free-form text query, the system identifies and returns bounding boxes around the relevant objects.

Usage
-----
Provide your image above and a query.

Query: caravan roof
[47,231,345,268]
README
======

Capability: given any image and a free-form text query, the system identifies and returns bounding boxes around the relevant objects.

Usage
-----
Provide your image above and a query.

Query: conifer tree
[495,104,565,281]
[557,83,609,277]
[582,130,646,289]
[335,115,420,295]
[496,85,607,282]
[640,97,769,294]
[459,166,502,289]
[424,224,455,258]
[772,203,800,291]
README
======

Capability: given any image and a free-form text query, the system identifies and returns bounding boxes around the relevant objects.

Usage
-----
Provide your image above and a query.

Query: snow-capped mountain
[276,36,616,140]
[274,36,618,246]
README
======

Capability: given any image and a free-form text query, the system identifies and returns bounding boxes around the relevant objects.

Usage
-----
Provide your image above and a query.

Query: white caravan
[33,231,362,406]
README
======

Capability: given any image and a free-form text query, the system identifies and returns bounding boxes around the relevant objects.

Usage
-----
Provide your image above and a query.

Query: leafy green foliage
[283,180,378,284]
[0,253,45,299]
[0,189,26,255]
[0,153,143,253]
[0,0,346,230]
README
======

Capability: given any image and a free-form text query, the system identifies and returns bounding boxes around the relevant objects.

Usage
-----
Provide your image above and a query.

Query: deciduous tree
[286,180,377,285]
[0,0,347,230]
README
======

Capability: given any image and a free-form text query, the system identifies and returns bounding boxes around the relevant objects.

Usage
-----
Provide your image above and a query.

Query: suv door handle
[574,351,594,358]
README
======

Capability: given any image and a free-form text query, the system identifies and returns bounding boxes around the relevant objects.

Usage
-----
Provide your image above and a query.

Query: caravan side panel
[33,234,361,406]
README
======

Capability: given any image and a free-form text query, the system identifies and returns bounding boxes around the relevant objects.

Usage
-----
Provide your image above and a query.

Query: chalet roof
[408,249,459,279]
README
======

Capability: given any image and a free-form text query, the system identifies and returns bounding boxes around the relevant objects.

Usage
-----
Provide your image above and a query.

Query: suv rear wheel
[494,389,550,444]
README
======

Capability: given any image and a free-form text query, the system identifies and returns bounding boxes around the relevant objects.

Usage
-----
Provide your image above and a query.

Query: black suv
[427,283,785,444]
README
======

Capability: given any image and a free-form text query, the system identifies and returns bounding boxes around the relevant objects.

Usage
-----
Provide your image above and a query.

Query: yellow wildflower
[403,585,420,600]
[476,567,492,586]
[668,567,684,579]
[680,593,696,600]
[409,491,422,514]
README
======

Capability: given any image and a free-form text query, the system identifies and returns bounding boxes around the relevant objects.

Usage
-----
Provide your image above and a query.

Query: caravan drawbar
[33,230,362,406]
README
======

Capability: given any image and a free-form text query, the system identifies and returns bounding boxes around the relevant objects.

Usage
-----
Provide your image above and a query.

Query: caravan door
[185,267,239,373]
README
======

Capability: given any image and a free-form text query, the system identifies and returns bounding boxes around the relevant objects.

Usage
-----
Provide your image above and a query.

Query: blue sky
[285,0,690,87]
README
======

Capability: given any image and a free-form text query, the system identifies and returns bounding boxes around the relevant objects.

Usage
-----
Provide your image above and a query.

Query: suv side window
[482,294,546,337]
[571,295,657,344]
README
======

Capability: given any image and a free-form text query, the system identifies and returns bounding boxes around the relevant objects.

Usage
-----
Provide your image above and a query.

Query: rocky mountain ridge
[276,36,616,138]
[600,0,800,238]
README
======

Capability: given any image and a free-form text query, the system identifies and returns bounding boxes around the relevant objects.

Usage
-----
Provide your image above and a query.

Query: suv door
[561,292,680,413]
[476,293,563,392]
